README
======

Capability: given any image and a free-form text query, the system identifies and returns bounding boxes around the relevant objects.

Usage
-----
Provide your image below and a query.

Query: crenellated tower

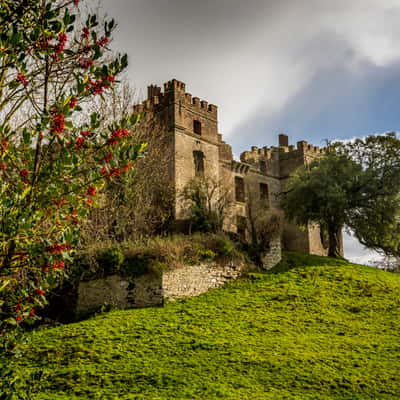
[132,79,341,257]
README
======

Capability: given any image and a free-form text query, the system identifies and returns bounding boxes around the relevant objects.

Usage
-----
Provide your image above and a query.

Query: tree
[335,134,400,260]
[282,133,400,259]
[182,176,232,234]
[0,0,142,333]
[80,80,174,243]
[281,154,363,257]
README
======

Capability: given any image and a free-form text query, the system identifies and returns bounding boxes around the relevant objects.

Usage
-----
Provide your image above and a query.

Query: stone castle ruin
[73,79,342,314]
[133,79,335,259]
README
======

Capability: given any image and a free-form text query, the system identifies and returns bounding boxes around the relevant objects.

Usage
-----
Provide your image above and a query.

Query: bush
[71,233,247,281]
[97,247,125,275]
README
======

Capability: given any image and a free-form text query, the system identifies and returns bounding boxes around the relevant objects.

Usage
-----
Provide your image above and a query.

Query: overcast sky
[94,0,400,264]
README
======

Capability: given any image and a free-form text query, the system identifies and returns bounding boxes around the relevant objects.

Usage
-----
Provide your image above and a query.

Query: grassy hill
[8,253,400,399]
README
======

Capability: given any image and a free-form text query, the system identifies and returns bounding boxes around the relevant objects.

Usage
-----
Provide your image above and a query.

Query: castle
[133,79,338,259]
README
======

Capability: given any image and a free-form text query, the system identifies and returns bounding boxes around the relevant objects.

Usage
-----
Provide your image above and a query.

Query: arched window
[193,150,205,176]
[193,120,202,135]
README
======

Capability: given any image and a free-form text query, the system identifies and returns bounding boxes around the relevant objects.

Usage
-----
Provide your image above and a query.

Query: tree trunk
[327,225,342,258]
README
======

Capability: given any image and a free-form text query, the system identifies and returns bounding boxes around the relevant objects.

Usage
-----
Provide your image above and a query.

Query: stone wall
[174,130,220,220]
[76,272,163,313]
[162,261,249,301]
[76,260,257,315]
[261,236,282,270]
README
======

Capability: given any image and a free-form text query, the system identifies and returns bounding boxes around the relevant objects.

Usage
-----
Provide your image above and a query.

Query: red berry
[51,113,65,135]
[100,166,108,176]
[17,72,28,87]
[97,36,109,47]
[87,186,97,196]
[69,97,78,109]
[52,261,65,270]
[82,27,89,39]
[19,169,29,178]
[123,161,132,172]
[75,137,85,149]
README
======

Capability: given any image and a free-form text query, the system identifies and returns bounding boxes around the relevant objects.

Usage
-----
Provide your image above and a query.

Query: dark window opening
[193,120,202,135]
[237,216,247,240]
[260,183,269,204]
[260,160,267,174]
[193,150,205,176]
[235,176,245,202]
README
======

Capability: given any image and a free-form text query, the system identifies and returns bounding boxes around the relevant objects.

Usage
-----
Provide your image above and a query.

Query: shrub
[98,247,125,275]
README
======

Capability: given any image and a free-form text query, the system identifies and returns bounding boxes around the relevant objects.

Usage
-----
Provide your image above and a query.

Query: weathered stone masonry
[134,79,337,257]
[76,260,251,313]
[76,79,340,314]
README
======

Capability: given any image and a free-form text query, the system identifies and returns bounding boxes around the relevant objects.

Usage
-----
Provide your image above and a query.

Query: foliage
[282,133,400,259]
[0,0,142,334]
[334,134,400,260]
[81,81,174,243]
[73,233,246,282]
[282,153,361,257]
[7,255,400,399]
[97,247,124,274]
[182,176,232,234]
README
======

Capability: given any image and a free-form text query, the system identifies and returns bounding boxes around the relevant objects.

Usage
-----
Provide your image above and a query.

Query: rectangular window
[235,176,245,202]
[260,183,269,204]
[193,150,205,176]
[193,120,202,135]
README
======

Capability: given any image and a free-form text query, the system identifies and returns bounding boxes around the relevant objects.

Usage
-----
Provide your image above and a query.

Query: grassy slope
[11,253,400,399]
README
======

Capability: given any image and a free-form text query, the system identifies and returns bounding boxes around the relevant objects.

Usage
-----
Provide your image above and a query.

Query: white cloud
[343,231,383,266]
[98,1,400,138]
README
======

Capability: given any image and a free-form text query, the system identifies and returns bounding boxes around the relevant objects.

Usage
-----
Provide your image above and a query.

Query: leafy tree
[282,133,400,260]
[335,134,400,260]
[0,0,142,334]
[282,154,363,258]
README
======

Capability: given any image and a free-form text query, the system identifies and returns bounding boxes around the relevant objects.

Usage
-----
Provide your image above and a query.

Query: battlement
[239,134,327,178]
[164,79,186,92]
[133,79,218,118]
[132,94,161,113]
[182,93,217,117]
[241,146,279,162]
[241,135,325,162]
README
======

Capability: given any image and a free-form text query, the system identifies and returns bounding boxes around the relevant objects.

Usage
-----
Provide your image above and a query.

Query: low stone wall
[76,244,282,314]
[162,261,248,301]
[77,272,163,313]
[76,260,251,314]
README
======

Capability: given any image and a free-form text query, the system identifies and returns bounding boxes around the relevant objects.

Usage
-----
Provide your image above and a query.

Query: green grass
[9,253,400,399]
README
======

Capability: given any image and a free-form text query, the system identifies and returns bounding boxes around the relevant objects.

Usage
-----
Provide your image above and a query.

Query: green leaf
[22,128,30,145]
